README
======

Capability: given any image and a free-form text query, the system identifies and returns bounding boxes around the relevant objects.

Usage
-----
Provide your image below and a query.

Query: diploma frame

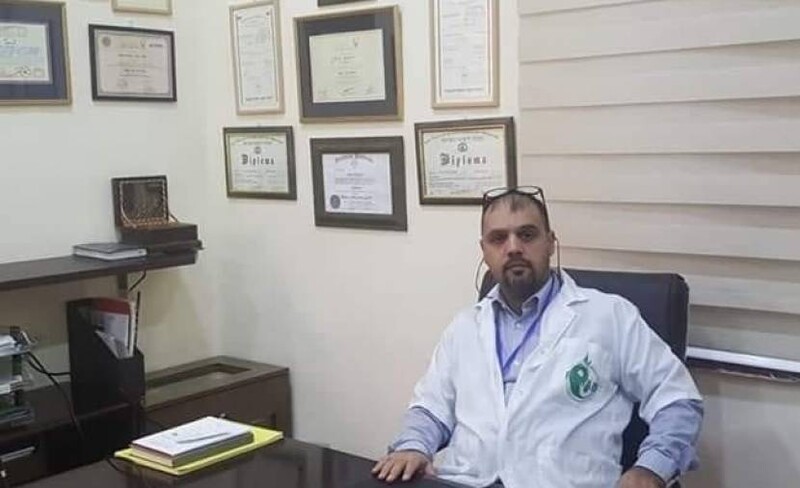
[223,126,296,200]
[310,137,407,231]
[111,0,172,15]
[430,0,499,108]
[88,24,176,102]
[229,0,285,114]
[414,117,516,205]
[0,0,71,105]
[294,6,403,122]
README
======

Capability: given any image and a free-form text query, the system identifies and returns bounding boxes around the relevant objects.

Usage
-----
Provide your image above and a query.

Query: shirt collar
[486,271,555,317]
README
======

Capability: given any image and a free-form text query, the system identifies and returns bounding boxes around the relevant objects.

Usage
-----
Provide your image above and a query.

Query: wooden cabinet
[0,252,198,485]
[145,356,292,436]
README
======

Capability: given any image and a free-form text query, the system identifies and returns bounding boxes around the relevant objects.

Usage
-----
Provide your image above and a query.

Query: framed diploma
[310,137,407,231]
[88,25,176,102]
[431,0,499,108]
[223,126,296,200]
[230,1,284,114]
[0,0,71,105]
[294,6,402,122]
[415,117,516,205]
[112,0,172,15]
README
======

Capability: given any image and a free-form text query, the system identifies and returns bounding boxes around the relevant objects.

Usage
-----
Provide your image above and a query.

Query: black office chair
[479,268,689,482]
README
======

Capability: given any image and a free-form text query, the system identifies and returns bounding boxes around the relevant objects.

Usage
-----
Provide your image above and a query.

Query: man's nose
[505,233,523,254]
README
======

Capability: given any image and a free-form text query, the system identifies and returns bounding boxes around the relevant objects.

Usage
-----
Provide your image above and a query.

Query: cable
[127,271,147,293]
[473,255,486,294]
[26,355,155,486]
[25,353,85,445]
[25,354,69,377]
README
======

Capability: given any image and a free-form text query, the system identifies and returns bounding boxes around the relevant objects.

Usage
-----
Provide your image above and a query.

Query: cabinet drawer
[0,439,46,486]
[145,357,292,435]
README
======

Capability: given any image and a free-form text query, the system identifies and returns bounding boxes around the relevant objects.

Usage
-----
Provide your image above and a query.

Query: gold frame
[0,0,71,106]
[430,0,499,109]
[294,6,404,123]
[223,126,296,200]
[229,0,285,115]
[112,0,173,15]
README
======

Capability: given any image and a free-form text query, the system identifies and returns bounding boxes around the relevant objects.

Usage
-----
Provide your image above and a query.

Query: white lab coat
[410,270,701,488]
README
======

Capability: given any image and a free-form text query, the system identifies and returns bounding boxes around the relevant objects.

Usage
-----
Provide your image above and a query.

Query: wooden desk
[18,438,465,488]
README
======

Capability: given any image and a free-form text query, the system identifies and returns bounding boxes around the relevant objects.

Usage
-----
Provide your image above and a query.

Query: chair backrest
[478,268,689,471]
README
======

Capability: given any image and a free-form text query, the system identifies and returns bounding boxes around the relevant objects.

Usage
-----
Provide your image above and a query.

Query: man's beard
[500,259,548,303]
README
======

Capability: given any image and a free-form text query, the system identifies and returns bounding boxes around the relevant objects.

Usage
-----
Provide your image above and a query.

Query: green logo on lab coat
[566,355,599,401]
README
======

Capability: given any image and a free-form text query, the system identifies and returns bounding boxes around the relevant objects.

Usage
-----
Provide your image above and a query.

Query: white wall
[199,0,519,456]
[517,1,800,487]
[6,1,797,487]
[0,0,221,377]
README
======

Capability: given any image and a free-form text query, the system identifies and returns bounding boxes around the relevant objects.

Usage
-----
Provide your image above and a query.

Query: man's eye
[487,232,507,245]
[517,229,537,242]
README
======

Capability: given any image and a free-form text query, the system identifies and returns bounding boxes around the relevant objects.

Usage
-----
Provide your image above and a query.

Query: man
[373,187,703,488]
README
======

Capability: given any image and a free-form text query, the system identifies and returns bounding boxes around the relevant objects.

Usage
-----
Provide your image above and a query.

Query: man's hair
[481,192,551,233]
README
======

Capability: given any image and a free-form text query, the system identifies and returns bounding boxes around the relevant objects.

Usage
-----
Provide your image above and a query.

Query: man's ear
[548,231,557,257]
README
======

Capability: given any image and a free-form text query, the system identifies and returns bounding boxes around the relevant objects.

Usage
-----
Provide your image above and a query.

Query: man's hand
[618,467,667,488]
[372,450,434,483]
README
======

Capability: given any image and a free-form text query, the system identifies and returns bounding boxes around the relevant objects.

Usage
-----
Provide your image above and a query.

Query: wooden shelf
[0,252,197,292]
[0,384,130,445]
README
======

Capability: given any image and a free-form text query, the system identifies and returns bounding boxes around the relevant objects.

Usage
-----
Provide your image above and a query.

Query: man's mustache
[503,259,533,272]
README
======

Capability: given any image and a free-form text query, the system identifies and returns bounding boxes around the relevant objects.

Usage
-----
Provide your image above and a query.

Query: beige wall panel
[520,4,800,62]
[521,63,800,108]
[520,0,647,15]
[520,99,800,153]
[551,202,800,261]
[522,162,800,207]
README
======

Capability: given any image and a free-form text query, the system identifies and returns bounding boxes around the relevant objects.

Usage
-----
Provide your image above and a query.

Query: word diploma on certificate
[0,22,51,83]
[322,153,393,214]
[422,128,506,197]
[308,29,386,104]
[96,31,172,97]
[228,134,289,193]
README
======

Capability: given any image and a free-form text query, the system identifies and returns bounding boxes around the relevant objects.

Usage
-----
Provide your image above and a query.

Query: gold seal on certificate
[311,137,407,231]
[89,25,176,101]
[223,126,296,200]
[415,117,516,205]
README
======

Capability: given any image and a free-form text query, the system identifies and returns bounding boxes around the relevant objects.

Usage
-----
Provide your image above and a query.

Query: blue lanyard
[495,276,560,377]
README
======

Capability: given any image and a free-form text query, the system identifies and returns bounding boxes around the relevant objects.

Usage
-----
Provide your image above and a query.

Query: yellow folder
[115,424,284,476]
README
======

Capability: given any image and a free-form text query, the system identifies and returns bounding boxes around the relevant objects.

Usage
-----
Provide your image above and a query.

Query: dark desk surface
[19,438,464,488]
